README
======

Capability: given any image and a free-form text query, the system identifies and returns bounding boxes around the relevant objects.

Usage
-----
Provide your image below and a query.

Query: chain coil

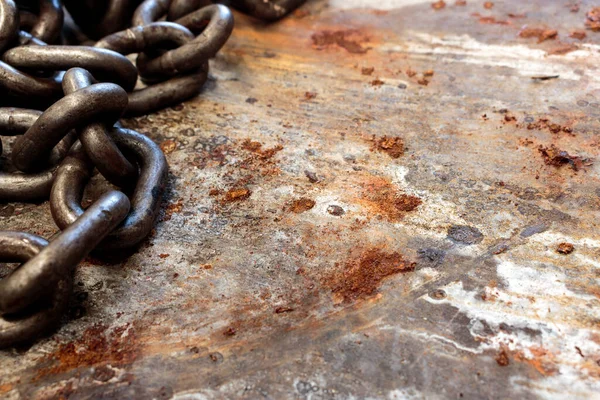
[0,0,305,348]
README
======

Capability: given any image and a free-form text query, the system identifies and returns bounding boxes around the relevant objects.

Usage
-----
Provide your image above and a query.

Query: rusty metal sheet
[2,0,600,398]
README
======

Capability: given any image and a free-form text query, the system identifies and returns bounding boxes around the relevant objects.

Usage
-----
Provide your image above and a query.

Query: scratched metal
[1,0,600,399]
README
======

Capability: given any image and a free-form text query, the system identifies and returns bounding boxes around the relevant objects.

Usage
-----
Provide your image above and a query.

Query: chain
[0,0,305,349]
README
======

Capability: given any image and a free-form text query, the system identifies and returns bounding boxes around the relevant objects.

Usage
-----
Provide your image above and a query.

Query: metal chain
[0,0,305,348]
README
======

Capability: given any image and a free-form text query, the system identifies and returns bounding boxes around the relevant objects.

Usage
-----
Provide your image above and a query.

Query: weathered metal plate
[2,0,600,398]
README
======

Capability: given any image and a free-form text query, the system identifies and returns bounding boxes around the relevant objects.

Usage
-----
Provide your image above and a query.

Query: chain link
[0,0,305,348]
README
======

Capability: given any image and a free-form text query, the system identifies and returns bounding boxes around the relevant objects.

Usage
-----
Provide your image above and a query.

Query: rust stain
[0,383,13,395]
[358,176,422,221]
[547,43,579,55]
[538,145,589,171]
[431,1,446,10]
[361,67,375,76]
[513,347,558,376]
[162,198,184,222]
[495,348,510,366]
[556,242,575,254]
[160,139,177,154]
[585,7,600,31]
[373,136,405,159]
[288,198,316,213]
[224,188,252,202]
[570,29,587,40]
[38,323,139,378]
[518,26,558,43]
[311,30,371,54]
[326,249,415,303]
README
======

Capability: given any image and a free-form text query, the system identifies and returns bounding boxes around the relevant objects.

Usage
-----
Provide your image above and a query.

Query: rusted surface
[1,0,600,398]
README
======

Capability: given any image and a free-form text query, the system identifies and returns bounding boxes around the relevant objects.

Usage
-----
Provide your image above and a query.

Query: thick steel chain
[0,0,305,348]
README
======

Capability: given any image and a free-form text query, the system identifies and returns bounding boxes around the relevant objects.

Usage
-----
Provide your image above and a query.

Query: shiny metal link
[0,190,131,315]
[95,20,209,115]
[136,4,233,81]
[0,0,18,52]
[62,68,138,187]
[0,107,75,200]
[27,0,64,43]
[11,81,128,172]
[2,45,138,91]
[51,128,167,249]
[0,231,72,348]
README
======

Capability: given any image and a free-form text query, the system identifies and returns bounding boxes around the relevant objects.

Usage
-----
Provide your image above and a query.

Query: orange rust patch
[431,1,446,10]
[38,324,138,378]
[547,43,578,55]
[586,7,600,31]
[162,198,183,222]
[570,30,587,40]
[483,1,494,9]
[327,249,415,303]
[358,176,421,221]
[373,136,405,159]
[556,242,575,254]
[538,145,588,171]
[0,383,13,395]
[513,347,558,376]
[371,78,385,86]
[160,139,177,154]
[495,348,509,366]
[304,91,317,100]
[518,26,558,43]
[224,188,252,202]
[311,30,370,54]
[361,67,375,76]
[288,198,316,213]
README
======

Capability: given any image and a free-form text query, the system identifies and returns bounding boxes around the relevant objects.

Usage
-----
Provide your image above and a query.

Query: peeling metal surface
[1,0,600,398]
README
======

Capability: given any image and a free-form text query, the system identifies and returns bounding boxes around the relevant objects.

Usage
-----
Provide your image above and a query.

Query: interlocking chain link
[0,0,306,348]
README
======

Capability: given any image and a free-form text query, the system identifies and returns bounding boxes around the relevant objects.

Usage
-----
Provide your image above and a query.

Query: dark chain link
[0,0,306,348]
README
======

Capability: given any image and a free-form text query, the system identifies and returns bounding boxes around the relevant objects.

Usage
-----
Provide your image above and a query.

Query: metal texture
[3,0,598,399]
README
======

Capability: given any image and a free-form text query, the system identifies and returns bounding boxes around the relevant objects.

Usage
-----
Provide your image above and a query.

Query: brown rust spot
[160,139,177,154]
[483,2,494,9]
[224,188,252,202]
[304,91,317,100]
[370,78,385,86]
[327,249,415,303]
[570,30,587,40]
[373,136,405,159]
[431,1,446,10]
[556,242,575,254]
[518,26,558,43]
[513,347,558,375]
[275,307,295,314]
[547,43,578,55]
[495,349,510,366]
[39,324,138,377]
[311,30,370,54]
[162,198,183,222]
[538,145,588,171]
[361,67,375,76]
[288,198,316,213]
[359,176,422,221]
[0,383,13,395]
[585,7,600,31]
